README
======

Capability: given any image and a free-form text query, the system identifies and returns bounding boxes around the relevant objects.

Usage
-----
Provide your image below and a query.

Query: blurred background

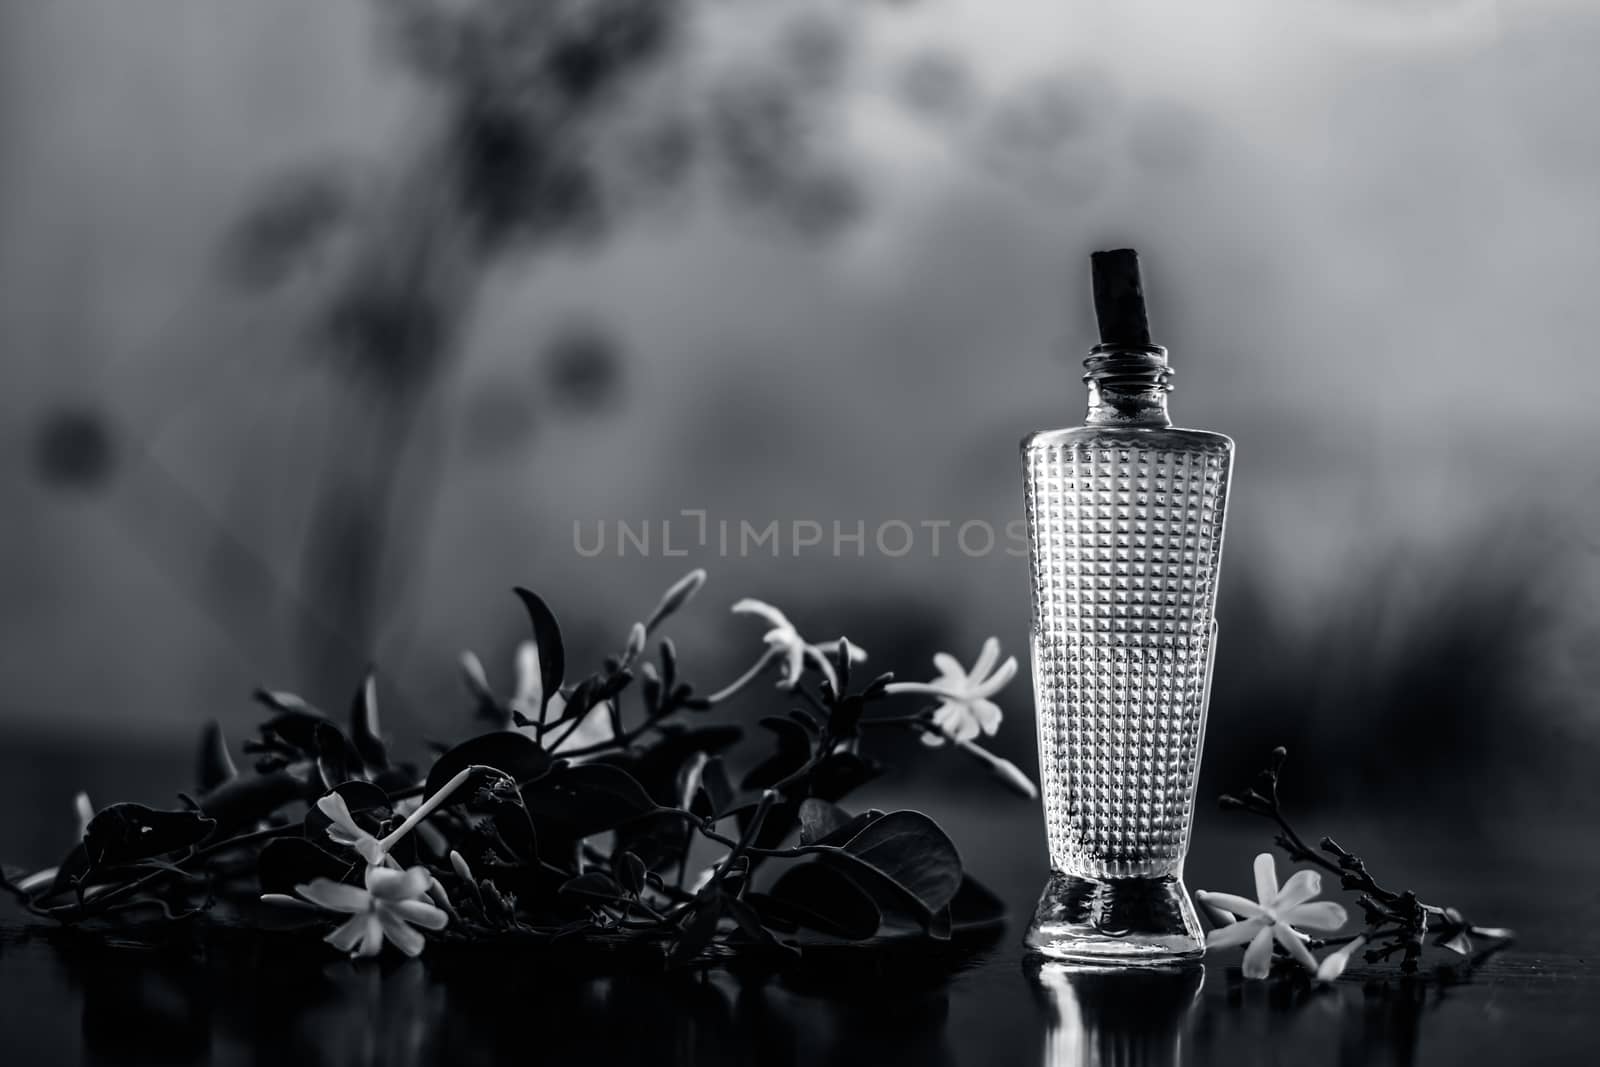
[3,0,1598,860]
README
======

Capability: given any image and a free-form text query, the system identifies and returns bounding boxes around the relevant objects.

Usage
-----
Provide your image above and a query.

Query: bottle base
[1024,871,1205,965]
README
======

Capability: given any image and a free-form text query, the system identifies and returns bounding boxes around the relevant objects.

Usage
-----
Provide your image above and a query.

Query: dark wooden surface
[1,742,1595,1065]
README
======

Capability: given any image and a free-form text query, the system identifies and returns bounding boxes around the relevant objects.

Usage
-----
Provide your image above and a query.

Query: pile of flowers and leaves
[1198,746,1514,983]
[1,570,1037,965]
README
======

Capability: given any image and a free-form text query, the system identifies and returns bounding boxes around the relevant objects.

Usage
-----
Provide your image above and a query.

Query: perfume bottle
[1020,250,1233,963]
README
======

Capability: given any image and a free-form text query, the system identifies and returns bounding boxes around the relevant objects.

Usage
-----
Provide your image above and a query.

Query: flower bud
[989,755,1039,800]
[623,622,647,663]
[645,568,708,633]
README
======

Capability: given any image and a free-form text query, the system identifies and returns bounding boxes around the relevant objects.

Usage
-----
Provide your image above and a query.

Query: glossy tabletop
[1,749,1592,1066]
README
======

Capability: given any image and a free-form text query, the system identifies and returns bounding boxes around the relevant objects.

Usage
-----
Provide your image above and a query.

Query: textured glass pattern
[1023,428,1232,879]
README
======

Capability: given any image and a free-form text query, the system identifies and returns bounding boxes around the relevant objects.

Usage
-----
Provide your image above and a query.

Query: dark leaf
[787,710,821,734]
[254,711,326,756]
[741,716,814,791]
[725,894,785,948]
[314,721,363,792]
[195,721,238,792]
[641,668,662,717]
[861,672,894,700]
[426,731,552,798]
[668,897,724,966]
[696,756,736,818]
[814,810,884,847]
[816,810,962,922]
[927,904,952,941]
[797,798,853,845]
[256,836,351,895]
[50,846,90,896]
[616,851,647,896]
[716,855,752,897]
[611,810,693,873]
[513,587,565,705]
[743,891,800,934]
[605,694,625,741]
[304,779,389,827]
[564,677,598,721]
[598,724,742,806]
[597,667,634,702]
[523,764,658,838]
[372,763,420,794]
[948,873,1008,931]
[745,798,803,853]
[349,671,389,771]
[198,771,313,831]
[560,871,624,903]
[82,804,216,869]
[828,694,866,737]
[810,749,883,801]
[659,638,678,693]
[760,716,811,749]
[677,751,709,812]
[761,861,882,939]
[252,689,325,719]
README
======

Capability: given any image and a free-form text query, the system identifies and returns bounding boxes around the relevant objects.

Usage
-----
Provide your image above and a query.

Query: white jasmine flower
[316,767,475,865]
[1314,936,1367,983]
[1196,853,1349,979]
[317,792,389,865]
[720,599,865,695]
[885,637,1018,745]
[293,864,449,958]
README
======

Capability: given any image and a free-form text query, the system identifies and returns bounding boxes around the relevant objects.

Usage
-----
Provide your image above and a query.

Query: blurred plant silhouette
[216,0,925,699]
[30,407,117,491]
[1202,524,1583,812]
[50,0,1191,715]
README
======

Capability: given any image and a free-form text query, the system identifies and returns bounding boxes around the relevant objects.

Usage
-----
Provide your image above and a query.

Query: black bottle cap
[1090,249,1153,348]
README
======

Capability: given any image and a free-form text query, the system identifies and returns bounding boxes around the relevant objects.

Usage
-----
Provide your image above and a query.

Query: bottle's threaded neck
[1083,343,1173,427]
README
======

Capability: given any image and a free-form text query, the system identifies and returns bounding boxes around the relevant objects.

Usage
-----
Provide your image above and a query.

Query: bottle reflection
[1028,960,1203,1067]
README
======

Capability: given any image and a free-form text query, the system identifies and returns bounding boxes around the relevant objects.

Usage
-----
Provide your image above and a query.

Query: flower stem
[705,649,779,705]
[379,766,473,851]
[706,790,777,893]
[26,823,303,921]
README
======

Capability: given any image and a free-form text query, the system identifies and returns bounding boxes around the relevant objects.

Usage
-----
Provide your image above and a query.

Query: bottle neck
[1083,343,1173,428]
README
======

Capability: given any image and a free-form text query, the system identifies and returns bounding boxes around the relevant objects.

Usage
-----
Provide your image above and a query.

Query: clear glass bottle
[1020,250,1233,963]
